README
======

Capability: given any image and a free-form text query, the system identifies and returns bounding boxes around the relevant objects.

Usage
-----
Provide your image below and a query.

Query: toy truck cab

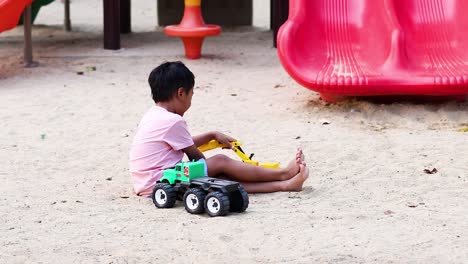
[152,161,249,217]
[160,161,205,184]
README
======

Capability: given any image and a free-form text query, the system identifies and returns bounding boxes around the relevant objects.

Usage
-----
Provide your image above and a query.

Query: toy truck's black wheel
[183,188,207,214]
[229,186,249,213]
[204,192,230,217]
[152,183,176,208]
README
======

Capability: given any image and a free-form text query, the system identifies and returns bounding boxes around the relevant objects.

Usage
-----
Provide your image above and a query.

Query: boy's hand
[214,132,236,149]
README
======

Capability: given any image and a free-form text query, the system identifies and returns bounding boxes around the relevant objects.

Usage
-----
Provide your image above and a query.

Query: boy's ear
[177,87,185,97]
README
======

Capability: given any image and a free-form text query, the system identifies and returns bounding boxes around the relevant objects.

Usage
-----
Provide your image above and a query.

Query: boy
[129,61,309,196]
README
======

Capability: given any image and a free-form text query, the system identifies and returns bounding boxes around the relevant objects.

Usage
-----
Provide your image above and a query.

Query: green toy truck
[152,160,249,217]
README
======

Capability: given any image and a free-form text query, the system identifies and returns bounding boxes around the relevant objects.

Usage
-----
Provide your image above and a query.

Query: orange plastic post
[164,0,221,59]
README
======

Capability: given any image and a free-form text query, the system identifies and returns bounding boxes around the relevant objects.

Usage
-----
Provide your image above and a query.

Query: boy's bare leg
[240,164,309,193]
[206,149,305,182]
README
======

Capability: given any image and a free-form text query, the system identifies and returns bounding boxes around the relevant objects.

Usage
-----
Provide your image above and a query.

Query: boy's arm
[192,131,237,148]
[192,132,216,147]
[182,144,206,161]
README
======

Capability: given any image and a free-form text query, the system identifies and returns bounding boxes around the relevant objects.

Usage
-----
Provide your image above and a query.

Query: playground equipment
[0,0,32,33]
[164,0,221,59]
[198,140,280,169]
[0,0,36,66]
[152,160,249,217]
[1,0,71,66]
[277,0,468,102]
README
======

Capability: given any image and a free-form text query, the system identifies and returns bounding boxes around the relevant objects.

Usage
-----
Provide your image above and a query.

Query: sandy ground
[1,0,467,263]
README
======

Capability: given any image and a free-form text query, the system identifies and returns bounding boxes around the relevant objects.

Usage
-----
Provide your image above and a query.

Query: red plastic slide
[277,0,468,102]
[0,0,32,33]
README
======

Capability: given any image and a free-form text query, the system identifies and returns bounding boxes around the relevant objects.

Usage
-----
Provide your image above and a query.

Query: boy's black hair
[148,61,195,103]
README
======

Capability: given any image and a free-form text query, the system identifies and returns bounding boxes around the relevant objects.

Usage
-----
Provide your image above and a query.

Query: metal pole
[271,0,289,48]
[64,0,72,31]
[120,0,131,34]
[270,0,273,30]
[103,0,121,50]
[23,5,38,67]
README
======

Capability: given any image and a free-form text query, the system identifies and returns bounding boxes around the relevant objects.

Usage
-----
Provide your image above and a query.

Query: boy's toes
[296,150,305,160]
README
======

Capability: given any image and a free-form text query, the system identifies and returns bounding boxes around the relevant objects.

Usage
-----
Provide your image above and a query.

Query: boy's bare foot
[282,163,309,192]
[285,148,305,179]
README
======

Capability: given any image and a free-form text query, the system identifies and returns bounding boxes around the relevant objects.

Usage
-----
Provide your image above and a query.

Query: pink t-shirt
[129,106,194,196]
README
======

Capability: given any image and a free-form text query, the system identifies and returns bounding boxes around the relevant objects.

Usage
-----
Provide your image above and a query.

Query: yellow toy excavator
[198,140,280,169]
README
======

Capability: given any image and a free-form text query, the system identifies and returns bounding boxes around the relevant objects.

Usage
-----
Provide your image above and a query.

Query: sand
[1,0,467,263]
